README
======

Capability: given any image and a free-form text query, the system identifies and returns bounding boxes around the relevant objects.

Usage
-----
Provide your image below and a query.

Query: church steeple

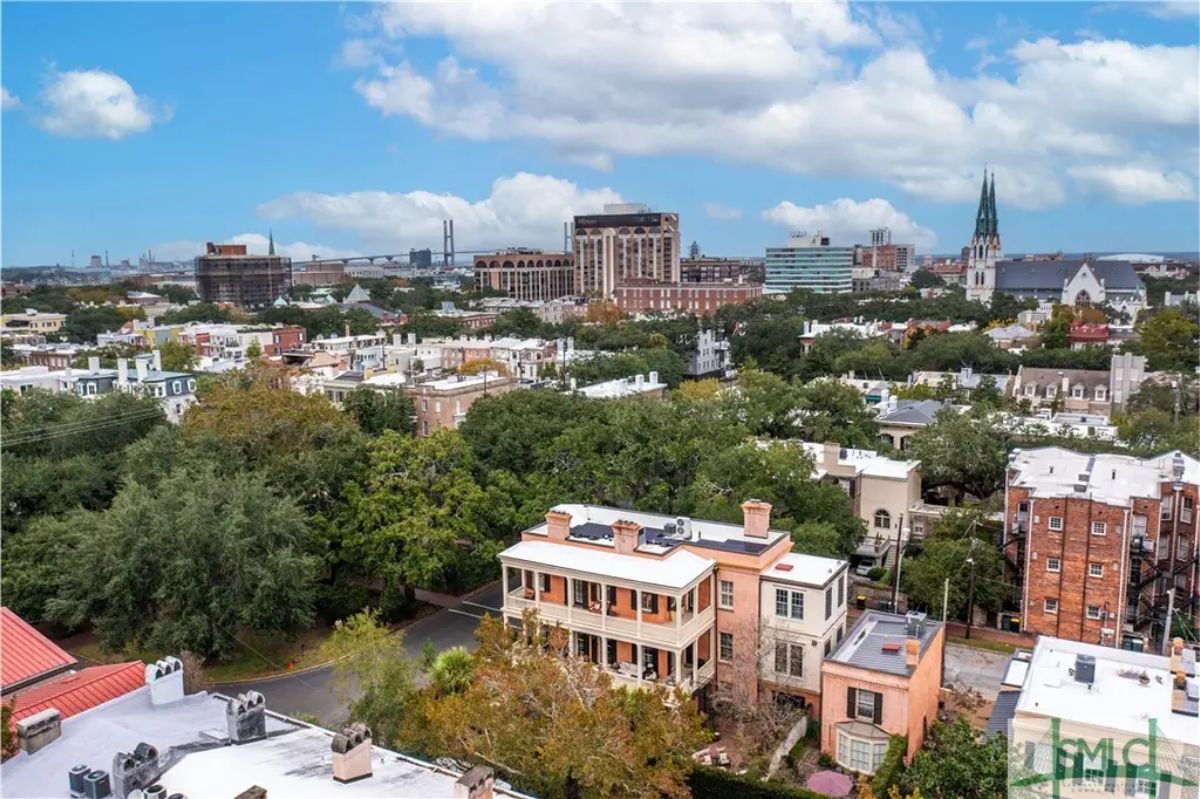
[268,229,276,256]
[988,172,998,236]
[974,171,991,238]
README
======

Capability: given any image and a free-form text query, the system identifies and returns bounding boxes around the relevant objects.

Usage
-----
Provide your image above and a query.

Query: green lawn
[946,635,1019,655]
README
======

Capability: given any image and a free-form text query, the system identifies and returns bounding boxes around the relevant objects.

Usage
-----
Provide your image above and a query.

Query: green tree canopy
[907,409,1009,499]
[342,386,416,436]
[901,719,1008,799]
[902,537,1007,620]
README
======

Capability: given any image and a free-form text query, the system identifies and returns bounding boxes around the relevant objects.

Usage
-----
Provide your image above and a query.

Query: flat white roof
[364,372,409,387]
[533,502,789,551]
[762,552,846,587]
[1009,446,1198,505]
[797,441,917,480]
[418,372,506,391]
[576,375,665,399]
[1015,636,1198,745]
[500,540,713,589]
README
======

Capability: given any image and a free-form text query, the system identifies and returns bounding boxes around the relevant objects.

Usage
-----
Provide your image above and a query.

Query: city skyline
[2,1,1198,266]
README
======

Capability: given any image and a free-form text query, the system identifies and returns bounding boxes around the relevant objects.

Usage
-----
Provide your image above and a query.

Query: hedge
[870,735,908,797]
[689,765,829,799]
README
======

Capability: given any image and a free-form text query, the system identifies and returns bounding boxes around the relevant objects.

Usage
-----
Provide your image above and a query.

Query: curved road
[215,584,504,725]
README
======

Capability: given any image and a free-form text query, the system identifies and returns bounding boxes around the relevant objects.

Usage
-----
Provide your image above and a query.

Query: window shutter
[847,688,856,717]
[649,594,659,614]
[1025,742,1036,770]
[873,692,883,724]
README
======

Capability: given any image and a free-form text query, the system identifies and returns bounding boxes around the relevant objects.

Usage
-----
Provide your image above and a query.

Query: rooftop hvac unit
[144,786,168,799]
[69,764,91,797]
[83,770,112,799]
[1073,653,1096,686]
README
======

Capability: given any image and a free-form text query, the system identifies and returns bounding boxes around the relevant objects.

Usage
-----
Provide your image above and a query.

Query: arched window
[1074,290,1092,308]
[874,509,891,530]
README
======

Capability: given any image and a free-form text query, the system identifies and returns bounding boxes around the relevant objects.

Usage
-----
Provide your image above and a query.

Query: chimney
[112,743,163,799]
[151,350,162,371]
[408,332,416,346]
[117,358,129,387]
[822,441,841,472]
[17,709,61,754]
[454,766,495,799]
[635,374,644,388]
[905,638,920,668]
[741,499,772,539]
[331,723,373,784]
[545,510,572,541]
[134,355,149,382]
[144,656,184,706]
[649,370,659,385]
[226,691,267,744]
[611,519,642,555]
[569,377,577,391]
[887,395,898,412]
[88,356,100,373]
[344,323,351,338]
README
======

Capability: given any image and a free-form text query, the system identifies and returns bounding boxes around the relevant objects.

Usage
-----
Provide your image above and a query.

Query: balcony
[504,585,714,648]
[607,658,716,693]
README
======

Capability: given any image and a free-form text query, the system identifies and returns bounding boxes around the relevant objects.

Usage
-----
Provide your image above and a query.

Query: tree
[972,374,1002,408]
[1136,308,1200,372]
[1117,409,1200,453]
[793,379,880,448]
[732,367,802,438]
[341,430,500,604]
[900,719,1008,799]
[428,646,474,697]
[730,316,807,376]
[60,306,127,343]
[909,269,943,290]
[245,340,262,359]
[342,386,416,436]
[585,301,625,325]
[459,357,511,377]
[43,467,317,658]
[417,614,709,798]
[161,303,233,324]
[907,409,1008,499]
[902,537,1007,620]
[1037,305,1074,350]
[159,340,198,372]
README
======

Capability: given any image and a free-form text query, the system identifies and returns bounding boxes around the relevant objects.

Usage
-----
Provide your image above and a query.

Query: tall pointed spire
[268,229,276,256]
[988,171,998,237]
[974,170,990,238]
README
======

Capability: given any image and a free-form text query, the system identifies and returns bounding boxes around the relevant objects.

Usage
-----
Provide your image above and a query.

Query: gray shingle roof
[1017,367,1108,390]
[877,399,946,426]
[995,259,1142,291]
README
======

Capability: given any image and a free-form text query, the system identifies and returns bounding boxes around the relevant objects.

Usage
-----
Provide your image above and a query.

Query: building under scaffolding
[195,239,292,309]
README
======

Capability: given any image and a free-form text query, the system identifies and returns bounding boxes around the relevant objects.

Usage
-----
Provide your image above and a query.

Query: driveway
[215,583,505,725]
[943,642,1010,699]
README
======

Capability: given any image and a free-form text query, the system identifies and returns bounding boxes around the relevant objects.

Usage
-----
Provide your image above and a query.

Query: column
[534,572,543,613]
[602,636,609,669]
[636,591,643,639]
[501,567,509,603]
[567,578,574,623]
[636,643,643,684]
[601,583,609,632]
[676,592,682,635]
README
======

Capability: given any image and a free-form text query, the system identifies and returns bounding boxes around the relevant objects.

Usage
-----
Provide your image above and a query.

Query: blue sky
[2,1,1198,266]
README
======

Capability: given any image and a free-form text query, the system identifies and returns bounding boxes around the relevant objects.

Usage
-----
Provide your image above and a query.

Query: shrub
[818,752,834,768]
[867,566,887,581]
[870,735,907,796]
[689,766,828,799]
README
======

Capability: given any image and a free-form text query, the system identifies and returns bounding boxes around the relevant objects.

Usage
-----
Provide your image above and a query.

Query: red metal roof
[0,607,76,691]
[9,661,145,723]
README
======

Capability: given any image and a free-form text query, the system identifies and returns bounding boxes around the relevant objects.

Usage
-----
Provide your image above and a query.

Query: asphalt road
[943,642,1010,699]
[215,584,505,725]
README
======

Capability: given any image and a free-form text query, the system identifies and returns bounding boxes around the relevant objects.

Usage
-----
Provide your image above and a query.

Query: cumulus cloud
[37,69,167,139]
[762,197,938,251]
[703,203,742,221]
[342,4,1198,208]
[1,86,20,110]
[1141,1,1200,19]
[1068,165,1196,204]
[258,172,621,252]
[148,235,360,263]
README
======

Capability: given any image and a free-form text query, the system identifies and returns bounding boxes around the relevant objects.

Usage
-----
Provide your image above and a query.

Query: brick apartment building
[678,257,762,284]
[499,501,850,715]
[1003,446,1200,652]
[612,278,763,316]
[195,242,292,309]
[573,204,681,297]
[473,249,576,301]
[406,372,516,436]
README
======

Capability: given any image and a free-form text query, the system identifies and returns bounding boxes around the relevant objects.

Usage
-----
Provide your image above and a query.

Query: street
[943,642,1010,699]
[215,584,505,724]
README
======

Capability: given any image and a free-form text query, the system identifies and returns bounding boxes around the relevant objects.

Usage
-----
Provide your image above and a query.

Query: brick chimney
[905,637,920,668]
[612,519,642,555]
[545,510,572,541]
[144,656,184,706]
[454,766,495,799]
[331,723,372,784]
[741,499,772,539]
[822,442,841,473]
[226,691,267,744]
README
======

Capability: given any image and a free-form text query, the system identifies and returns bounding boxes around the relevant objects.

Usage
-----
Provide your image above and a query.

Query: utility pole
[1163,457,1184,654]
[891,513,904,612]
[942,578,951,623]
[965,551,978,640]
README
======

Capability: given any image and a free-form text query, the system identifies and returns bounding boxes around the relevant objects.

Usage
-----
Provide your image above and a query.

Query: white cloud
[342,5,1198,208]
[148,235,360,263]
[37,69,167,139]
[703,203,742,221]
[762,197,938,250]
[258,172,622,252]
[1142,1,1200,19]
[1068,165,1196,203]
[1,86,20,110]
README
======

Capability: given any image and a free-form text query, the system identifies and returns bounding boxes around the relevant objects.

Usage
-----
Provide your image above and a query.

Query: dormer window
[1095,387,1107,401]
[1071,386,1084,399]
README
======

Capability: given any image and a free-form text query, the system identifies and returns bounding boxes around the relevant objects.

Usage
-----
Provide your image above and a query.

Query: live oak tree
[341,385,416,436]
[901,537,1007,621]
[900,718,1008,799]
[42,467,317,658]
[907,408,1009,499]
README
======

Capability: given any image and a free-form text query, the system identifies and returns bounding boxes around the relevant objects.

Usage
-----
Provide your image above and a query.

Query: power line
[1,407,164,449]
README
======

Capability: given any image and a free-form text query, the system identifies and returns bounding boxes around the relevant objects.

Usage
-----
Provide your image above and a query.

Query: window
[837,575,845,608]
[788,644,803,677]
[774,588,804,620]
[873,509,891,530]
[774,642,788,674]
[1095,387,1107,401]
[1044,598,1059,614]
[854,688,879,721]
[171,380,181,394]
[1162,502,1172,521]
[1071,386,1084,399]
[1048,516,1064,531]
[187,379,196,392]
[1025,385,1036,397]
[539,573,551,592]
[1183,496,1194,523]
[719,580,734,609]
[1088,563,1104,578]
[640,591,658,614]
[1046,557,1061,573]
[718,632,734,662]
[1179,537,1190,561]
[1086,605,1102,620]
[574,580,587,607]
[825,587,833,620]
[1091,521,1106,536]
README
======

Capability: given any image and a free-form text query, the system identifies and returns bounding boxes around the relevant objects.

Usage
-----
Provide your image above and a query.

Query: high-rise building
[473,249,575,301]
[572,204,680,298]
[965,171,1002,303]
[409,249,433,269]
[765,232,854,294]
[195,240,292,309]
